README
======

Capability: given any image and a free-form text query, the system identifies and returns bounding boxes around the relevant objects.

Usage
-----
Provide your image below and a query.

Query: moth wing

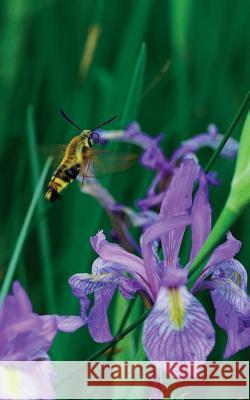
[79,148,137,177]
[39,144,68,169]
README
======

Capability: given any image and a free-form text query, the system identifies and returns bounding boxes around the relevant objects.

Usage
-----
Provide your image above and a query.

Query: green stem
[87,311,149,361]
[204,91,250,173]
[0,157,52,306]
[188,207,238,288]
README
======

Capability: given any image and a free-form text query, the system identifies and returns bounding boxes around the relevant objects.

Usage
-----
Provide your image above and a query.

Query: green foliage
[227,111,250,212]
[0,0,249,361]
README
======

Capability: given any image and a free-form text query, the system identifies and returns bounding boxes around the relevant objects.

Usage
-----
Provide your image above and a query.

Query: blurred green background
[0,0,249,361]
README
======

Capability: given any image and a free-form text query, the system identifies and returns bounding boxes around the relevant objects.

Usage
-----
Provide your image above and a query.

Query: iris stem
[0,157,52,306]
[87,310,149,361]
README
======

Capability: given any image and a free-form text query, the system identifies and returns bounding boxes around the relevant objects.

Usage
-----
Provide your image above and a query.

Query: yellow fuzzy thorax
[61,131,91,167]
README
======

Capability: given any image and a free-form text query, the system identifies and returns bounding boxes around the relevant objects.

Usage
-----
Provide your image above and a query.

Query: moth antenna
[60,109,83,131]
[91,115,117,132]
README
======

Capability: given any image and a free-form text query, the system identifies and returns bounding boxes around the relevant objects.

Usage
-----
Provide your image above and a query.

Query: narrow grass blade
[0,157,52,306]
[119,43,146,127]
[204,91,250,173]
[169,0,192,136]
[26,106,56,312]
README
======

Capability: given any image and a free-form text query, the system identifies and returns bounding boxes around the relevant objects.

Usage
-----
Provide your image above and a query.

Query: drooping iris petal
[192,235,242,293]
[88,285,116,342]
[210,278,250,358]
[69,270,116,342]
[68,258,122,325]
[190,257,249,357]
[69,258,142,339]
[212,258,247,291]
[189,171,211,264]
[143,285,215,360]
[171,124,238,163]
[192,258,249,358]
[69,272,120,295]
[159,159,199,268]
[204,231,241,272]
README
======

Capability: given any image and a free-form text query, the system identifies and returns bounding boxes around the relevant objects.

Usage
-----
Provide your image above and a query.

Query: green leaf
[226,111,250,212]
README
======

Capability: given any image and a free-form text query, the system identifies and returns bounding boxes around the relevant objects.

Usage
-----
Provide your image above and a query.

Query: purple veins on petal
[159,159,199,267]
[69,257,144,341]
[191,258,250,358]
[91,231,150,294]
[192,233,242,293]
[88,285,116,342]
[142,285,215,361]
[140,214,191,298]
[210,278,250,358]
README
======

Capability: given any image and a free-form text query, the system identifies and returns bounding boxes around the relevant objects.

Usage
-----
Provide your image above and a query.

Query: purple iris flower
[0,281,83,360]
[70,158,249,360]
[97,122,237,212]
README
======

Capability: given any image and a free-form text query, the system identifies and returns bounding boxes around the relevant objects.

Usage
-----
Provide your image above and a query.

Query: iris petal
[91,231,151,295]
[189,171,211,263]
[210,278,250,358]
[143,285,215,360]
[88,285,115,342]
[159,159,199,268]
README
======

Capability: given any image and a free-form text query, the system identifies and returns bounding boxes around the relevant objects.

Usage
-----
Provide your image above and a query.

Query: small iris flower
[96,122,238,211]
[0,281,84,360]
[69,159,249,360]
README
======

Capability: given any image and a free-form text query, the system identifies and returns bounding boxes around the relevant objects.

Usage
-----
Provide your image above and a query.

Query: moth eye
[88,138,93,147]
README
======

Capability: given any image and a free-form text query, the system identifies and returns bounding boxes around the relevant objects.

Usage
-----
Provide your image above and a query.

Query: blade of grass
[113,0,152,115]
[0,157,52,306]
[119,43,146,127]
[169,0,192,136]
[204,91,250,173]
[26,106,56,312]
